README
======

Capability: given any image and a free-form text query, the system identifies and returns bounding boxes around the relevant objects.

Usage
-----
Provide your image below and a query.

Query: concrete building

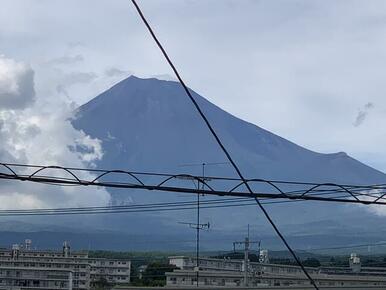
[0,240,130,290]
[89,258,131,285]
[168,256,320,275]
[166,254,386,288]
[0,242,90,290]
[166,269,386,288]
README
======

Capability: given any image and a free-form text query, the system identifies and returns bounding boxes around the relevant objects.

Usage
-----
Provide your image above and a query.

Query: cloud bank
[0,55,110,209]
[0,55,35,110]
[47,54,84,65]
[104,67,131,78]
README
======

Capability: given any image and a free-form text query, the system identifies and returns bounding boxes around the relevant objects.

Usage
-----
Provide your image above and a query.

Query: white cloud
[0,192,45,209]
[0,55,110,209]
[0,55,35,110]
[61,71,97,86]
[360,189,386,217]
[150,74,177,82]
[104,67,131,78]
[47,54,84,65]
[54,71,98,103]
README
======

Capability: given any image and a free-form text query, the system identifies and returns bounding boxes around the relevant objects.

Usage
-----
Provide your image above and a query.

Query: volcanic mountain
[70,76,386,248]
[73,76,386,183]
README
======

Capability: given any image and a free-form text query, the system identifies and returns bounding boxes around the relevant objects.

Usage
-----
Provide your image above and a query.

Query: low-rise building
[166,254,386,288]
[0,240,131,290]
[0,242,90,290]
[89,258,131,285]
[166,269,386,288]
[168,255,320,275]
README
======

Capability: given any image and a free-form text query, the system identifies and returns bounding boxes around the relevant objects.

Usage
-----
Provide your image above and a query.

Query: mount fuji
[73,75,386,185]
[67,75,386,249]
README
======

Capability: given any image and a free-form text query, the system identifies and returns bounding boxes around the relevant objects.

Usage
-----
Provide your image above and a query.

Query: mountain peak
[70,75,386,241]
[74,76,385,185]
[116,74,176,87]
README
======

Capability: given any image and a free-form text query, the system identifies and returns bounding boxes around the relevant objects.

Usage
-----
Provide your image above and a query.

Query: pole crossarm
[178,222,210,230]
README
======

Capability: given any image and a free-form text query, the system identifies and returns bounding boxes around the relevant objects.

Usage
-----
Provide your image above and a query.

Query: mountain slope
[71,76,386,239]
[73,76,386,183]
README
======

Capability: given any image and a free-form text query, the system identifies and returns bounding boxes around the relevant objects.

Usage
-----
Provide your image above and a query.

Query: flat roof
[166,269,386,282]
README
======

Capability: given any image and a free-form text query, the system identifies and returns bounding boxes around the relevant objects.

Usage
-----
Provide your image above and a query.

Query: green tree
[141,262,178,286]
[302,258,321,267]
[93,277,111,290]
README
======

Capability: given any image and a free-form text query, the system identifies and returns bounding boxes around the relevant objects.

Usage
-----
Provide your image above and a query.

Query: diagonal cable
[129,0,318,288]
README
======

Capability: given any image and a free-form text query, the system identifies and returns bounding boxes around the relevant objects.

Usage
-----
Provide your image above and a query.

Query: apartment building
[166,269,386,288]
[0,242,89,290]
[89,258,131,285]
[0,240,130,290]
[168,255,320,275]
[166,254,386,288]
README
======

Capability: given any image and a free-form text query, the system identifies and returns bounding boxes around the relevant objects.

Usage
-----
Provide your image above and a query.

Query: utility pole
[178,162,229,287]
[198,163,204,286]
[178,163,210,287]
[233,228,260,287]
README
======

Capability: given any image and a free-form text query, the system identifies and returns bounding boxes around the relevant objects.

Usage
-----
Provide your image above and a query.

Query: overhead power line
[0,191,377,217]
[1,162,386,206]
[0,198,252,216]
